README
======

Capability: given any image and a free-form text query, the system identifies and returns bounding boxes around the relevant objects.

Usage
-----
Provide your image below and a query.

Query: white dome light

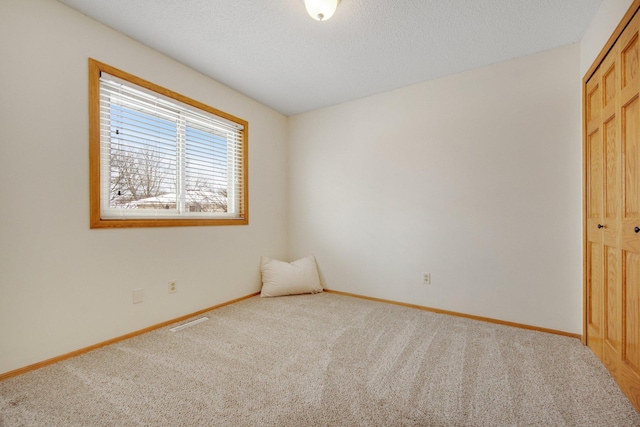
[304,0,339,21]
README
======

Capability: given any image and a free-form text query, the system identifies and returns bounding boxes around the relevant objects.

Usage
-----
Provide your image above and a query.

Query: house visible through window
[89,59,248,228]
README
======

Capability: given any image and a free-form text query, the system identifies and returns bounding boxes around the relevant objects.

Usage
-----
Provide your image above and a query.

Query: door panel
[624,251,640,373]
[604,245,622,374]
[588,129,603,220]
[623,97,640,218]
[588,243,604,360]
[622,33,639,90]
[605,117,619,221]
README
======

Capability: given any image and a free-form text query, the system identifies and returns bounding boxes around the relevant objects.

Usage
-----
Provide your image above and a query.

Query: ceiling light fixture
[304,0,340,21]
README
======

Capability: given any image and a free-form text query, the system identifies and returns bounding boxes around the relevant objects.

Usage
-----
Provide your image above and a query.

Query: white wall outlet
[133,288,144,304]
[423,273,431,285]
[169,280,177,294]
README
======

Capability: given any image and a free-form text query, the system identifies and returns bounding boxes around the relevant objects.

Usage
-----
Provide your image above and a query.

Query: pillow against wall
[260,255,323,297]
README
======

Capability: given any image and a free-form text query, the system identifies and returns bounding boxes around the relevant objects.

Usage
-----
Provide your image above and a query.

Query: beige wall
[288,44,583,333]
[0,0,288,375]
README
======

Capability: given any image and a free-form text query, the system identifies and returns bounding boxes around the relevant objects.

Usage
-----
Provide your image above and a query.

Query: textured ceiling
[58,0,602,116]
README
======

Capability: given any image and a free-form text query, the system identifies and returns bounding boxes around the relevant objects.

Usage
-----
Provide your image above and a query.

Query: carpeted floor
[1,292,639,426]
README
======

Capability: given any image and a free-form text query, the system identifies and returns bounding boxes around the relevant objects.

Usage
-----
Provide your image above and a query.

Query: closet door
[600,36,623,378]
[617,12,640,409]
[585,9,640,411]
[585,66,605,362]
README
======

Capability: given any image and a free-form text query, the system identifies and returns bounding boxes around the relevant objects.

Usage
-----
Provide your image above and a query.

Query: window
[89,59,248,228]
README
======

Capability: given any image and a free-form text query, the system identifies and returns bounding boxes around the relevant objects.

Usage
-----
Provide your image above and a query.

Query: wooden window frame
[89,58,248,229]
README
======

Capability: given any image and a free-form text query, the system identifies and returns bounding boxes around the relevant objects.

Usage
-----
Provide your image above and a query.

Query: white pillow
[260,255,323,297]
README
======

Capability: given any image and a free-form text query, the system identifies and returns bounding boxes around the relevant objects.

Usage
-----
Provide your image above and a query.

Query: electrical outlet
[133,288,144,304]
[423,273,431,285]
[169,280,177,294]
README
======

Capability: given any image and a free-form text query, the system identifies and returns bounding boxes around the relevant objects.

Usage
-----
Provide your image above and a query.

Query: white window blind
[99,72,245,220]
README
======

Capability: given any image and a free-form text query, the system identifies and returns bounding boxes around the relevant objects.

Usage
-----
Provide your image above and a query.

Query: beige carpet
[1,292,639,426]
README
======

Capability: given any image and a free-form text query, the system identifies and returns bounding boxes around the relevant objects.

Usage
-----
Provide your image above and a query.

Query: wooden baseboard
[324,289,582,340]
[0,292,260,381]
